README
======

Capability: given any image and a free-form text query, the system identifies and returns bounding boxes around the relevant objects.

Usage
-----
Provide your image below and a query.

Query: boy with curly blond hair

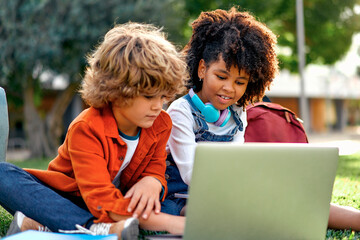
[0,22,187,239]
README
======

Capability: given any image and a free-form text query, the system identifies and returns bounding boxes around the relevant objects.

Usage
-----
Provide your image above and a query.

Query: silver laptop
[147,143,338,240]
[183,142,338,240]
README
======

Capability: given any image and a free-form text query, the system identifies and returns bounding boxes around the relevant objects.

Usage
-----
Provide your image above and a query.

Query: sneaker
[6,211,24,236]
[120,217,139,240]
[60,217,139,240]
[6,211,51,236]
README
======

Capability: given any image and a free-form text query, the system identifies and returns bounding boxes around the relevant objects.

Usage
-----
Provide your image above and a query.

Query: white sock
[124,217,137,228]
[16,212,26,229]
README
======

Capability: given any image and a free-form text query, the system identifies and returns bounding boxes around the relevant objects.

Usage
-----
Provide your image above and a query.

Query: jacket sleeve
[138,122,170,201]
[66,121,132,223]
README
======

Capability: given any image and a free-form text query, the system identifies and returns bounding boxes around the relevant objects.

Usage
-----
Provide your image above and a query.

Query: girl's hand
[124,176,162,219]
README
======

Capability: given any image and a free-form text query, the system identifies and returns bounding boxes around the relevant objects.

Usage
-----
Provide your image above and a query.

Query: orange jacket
[26,106,170,223]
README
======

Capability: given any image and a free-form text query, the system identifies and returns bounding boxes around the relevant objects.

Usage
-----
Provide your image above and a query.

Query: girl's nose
[222,81,235,92]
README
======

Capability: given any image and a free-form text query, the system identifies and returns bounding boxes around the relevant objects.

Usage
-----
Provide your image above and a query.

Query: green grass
[326,152,360,240]
[1,153,360,239]
[9,157,52,170]
[0,158,51,238]
[0,207,12,237]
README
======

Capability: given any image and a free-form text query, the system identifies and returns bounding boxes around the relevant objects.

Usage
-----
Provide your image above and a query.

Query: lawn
[1,153,360,239]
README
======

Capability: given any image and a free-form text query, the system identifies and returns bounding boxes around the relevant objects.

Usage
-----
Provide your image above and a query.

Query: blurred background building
[267,33,360,133]
[1,0,359,159]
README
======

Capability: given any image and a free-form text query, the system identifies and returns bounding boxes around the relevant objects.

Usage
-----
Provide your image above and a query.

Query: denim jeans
[0,162,95,232]
[160,155,188,215]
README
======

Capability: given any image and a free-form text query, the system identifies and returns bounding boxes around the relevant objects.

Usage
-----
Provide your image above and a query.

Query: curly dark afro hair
[183,7,279,108]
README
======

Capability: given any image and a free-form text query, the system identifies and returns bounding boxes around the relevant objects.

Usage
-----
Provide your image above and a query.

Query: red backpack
[244,102,308,143]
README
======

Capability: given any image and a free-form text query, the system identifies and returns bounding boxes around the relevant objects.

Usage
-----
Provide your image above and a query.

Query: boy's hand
[124,176,162,219]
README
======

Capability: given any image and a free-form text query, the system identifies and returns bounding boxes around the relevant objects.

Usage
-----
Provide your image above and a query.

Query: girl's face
[197,56,249,110]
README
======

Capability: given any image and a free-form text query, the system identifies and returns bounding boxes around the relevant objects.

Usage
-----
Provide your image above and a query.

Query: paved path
[307,128,360,156]
[6,128,360,161]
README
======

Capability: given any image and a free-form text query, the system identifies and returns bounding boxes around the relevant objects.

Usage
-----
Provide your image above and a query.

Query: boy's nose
[152,98,164,110]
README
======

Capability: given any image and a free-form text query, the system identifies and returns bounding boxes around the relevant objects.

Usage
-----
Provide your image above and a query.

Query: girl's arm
[167,100,197,185]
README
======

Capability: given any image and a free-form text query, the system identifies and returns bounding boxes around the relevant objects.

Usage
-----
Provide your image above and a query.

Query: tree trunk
[23,76,53,158]
[24,76,80,159]
[45,81,79,152]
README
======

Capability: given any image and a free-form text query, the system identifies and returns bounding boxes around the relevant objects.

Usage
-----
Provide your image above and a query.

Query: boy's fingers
[133,197,147,218]
[154,198,161,214]
[127,191,141,213]
[124,187,134,199]
[142,198,155,219]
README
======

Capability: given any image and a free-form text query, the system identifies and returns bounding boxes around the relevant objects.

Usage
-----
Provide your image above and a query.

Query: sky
[335,33,360,78]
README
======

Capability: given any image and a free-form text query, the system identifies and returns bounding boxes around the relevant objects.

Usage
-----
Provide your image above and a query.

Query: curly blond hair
[80,22,188,108]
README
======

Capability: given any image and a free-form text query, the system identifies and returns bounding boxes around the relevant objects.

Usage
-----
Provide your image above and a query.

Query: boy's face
[197,56,249,110]
[112,93,167,136]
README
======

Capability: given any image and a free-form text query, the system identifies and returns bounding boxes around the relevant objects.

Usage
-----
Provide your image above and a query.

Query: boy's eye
[143,94,171,101]
[162,95,172,101]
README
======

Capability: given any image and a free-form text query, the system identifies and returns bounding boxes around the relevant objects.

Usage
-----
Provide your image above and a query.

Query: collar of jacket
[101,105,169,143]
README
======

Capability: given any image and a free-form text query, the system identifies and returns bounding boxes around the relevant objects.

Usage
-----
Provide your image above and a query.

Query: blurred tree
[0,0,187,158]
[183,0,360,71]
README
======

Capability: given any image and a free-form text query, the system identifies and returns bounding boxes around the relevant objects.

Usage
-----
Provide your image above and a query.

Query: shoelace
[59,223,111,236]
[90,223,111,235]
[15,211,51,233]
[38,226,51,232]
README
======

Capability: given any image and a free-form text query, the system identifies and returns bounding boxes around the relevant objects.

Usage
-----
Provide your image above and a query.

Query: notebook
[147,142,339,240]
[2,230,117,240]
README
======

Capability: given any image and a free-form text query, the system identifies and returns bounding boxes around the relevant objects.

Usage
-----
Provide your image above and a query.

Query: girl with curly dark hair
[162,8,360,234]
[184,7,278,108]
[161,7,279,216]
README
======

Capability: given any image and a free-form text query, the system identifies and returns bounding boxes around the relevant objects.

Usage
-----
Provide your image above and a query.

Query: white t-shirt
[112,131,140,188]
[166,97,247,185]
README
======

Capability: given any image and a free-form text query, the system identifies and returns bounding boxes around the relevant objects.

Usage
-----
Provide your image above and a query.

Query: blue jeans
[0,162,95,232]
[161,155,187,215]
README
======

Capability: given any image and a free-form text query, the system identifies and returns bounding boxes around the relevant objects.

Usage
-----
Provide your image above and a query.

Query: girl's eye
[144,95,154,99]
[217,75,226,80]
[236,81,245,86]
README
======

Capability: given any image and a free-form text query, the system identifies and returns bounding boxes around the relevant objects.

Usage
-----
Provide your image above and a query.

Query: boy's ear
[197,59,206,79]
